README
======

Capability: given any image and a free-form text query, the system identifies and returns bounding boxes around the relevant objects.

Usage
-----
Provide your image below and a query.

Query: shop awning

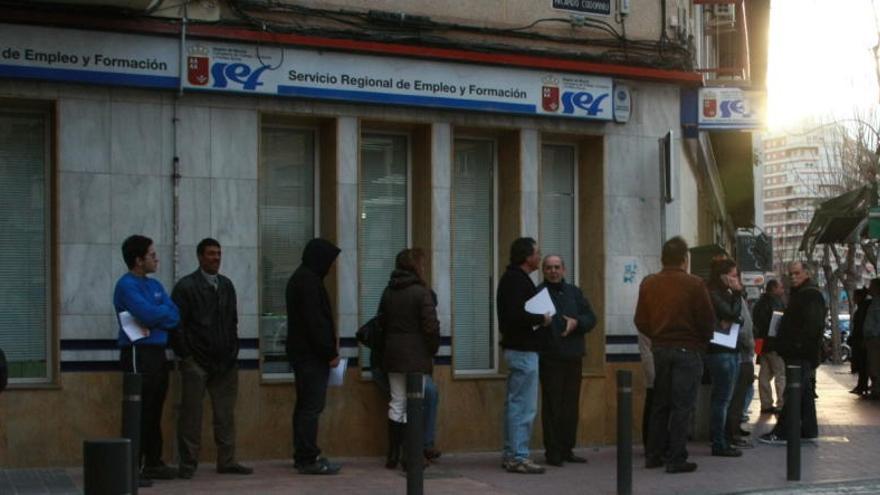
[799,184,878,253]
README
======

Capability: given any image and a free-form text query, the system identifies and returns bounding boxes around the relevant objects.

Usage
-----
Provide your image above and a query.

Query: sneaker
[504,458,545,474]
[711,447,743,457]
[217,463,253,475]
[297,458,341,475]
[665,462,697,474]
[758,432,786,445]
[142,463,178,480]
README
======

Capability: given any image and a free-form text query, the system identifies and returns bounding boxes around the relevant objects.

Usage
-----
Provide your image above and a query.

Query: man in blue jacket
[538,255,596,466]
[114,235,180,481]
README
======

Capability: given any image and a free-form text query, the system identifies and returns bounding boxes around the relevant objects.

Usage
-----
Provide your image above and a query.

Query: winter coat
[498,264,548,352]
[171,270,240,374]
[285,239,340,364]
[708,285,744,354]
[634,267,715,352]
[775,280,826,367]
[537,279,597,359]
[752,292,785,353]
[379,269,440,374]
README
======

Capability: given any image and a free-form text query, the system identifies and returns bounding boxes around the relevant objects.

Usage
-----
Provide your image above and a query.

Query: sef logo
[560,91,609,116]
[210,62,270,90]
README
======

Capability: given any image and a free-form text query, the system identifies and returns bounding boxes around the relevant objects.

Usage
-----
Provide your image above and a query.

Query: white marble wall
[431,123,452,339]
[335,117,360,341]
[602,82,701,348]
[57,90,260,344]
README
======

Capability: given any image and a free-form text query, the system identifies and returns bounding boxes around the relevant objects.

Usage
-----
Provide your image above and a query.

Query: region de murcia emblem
[542,76,560,112]
[187,45,210,86]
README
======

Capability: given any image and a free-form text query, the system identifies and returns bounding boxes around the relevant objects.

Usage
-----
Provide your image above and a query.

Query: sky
[766,0,880,130]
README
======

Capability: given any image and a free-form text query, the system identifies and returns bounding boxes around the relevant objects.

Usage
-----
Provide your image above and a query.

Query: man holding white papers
[759,261,826,444]
[752,280,786,414]
[171,238,252,479]
[634,237,714,474]
[113,234,180,483]
[497,237,551,474]
[537,255,596,467]
[706,258,745,458]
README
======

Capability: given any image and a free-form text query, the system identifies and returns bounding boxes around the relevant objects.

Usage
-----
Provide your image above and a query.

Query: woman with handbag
[379,248,440,469]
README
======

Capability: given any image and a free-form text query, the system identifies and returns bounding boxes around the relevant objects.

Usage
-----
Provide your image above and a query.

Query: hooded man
[286,238,342,475]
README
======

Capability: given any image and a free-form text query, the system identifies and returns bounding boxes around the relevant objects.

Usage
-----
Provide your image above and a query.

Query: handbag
[356,314,384,352]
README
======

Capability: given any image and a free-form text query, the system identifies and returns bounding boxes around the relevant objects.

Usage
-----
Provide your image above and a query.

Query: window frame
[450,136,500,377]
[257,122,320,383]
[539,141,580,283]
[357,129,412,377]
[0,106,56,387]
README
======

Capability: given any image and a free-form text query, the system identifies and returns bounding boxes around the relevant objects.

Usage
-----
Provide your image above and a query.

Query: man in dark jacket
[498,237,551,474]
[172,238,252,479]
[752,279,786,413]
[634,236,715,474]
[286,238,342,475]
[537,255,596,466]
[759,261,826,444]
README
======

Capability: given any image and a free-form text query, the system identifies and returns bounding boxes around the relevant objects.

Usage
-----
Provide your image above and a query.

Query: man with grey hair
[759,261,826,444]
[537,255,596,466]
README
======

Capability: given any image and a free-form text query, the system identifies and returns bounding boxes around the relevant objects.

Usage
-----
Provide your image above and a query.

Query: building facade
[0,0,768,466]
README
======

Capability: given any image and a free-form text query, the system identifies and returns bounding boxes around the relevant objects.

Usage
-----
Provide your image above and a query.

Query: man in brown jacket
[634,236,715,474]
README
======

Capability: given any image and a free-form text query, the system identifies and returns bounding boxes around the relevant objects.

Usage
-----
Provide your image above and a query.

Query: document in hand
[768,311,784,337]
[118,311,150,342]
[329,357,348,387]
[525,288,557,317]
[711,323,740,349]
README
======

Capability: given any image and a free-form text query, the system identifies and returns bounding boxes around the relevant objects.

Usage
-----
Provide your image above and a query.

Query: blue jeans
[502,349,539,461]
[706,352,740,451]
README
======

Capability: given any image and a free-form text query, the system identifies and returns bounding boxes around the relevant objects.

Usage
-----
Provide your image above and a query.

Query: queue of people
[113,231,854,483]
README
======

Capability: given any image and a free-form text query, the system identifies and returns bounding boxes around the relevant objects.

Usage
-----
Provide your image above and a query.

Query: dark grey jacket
[537,279,596,359]
[380,270,440,374]
[171,270,239,374]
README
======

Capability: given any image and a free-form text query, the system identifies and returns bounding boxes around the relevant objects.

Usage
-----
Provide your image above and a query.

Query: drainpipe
[171,7,186,282]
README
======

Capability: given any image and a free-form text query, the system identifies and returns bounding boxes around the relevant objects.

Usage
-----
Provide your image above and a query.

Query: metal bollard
[617,370,633,495]
[785,364,801,481]
[122,373,142,493]
[83,438,132,495]
[406,372,424,495]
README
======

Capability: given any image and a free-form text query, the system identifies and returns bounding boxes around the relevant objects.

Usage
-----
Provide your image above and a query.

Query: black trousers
[647,347,703,466]
[292,358,330,466]
[120,345,169,468]
[771,358,818,438]
[726,361,755,442]
[539,356,582,461]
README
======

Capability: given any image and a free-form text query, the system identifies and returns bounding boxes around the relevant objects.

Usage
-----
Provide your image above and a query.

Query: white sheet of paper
[328,357,348,387]
[711,323,740,349]
[525,287,557,317]
[768,311,784,337]
[118,311,149,342]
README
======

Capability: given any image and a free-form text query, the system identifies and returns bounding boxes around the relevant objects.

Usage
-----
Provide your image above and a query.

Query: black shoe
[178,468,195,479]
[760,407,776,414]
[666,462,697,474]
[217,463,253,475]
[738,428,751,437]
[424,448,442,461]
[564,453,588,463]
[297,458,341,475]
[711,447,743,457]
[645,458,664,469]
[544,456,564,467]
[142,463,178,480]
[138,477,154,487]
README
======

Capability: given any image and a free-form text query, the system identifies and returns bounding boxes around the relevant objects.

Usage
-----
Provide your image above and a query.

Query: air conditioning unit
[713,4,736,27]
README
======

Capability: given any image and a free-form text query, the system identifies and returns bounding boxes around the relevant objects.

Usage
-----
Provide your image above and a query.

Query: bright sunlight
[767,0,880,130]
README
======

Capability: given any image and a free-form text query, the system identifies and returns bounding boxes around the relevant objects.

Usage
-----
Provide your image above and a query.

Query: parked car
[822,314,851,363]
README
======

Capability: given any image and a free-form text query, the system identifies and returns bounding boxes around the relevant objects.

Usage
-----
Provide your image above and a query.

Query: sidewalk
[5,364,880,495]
